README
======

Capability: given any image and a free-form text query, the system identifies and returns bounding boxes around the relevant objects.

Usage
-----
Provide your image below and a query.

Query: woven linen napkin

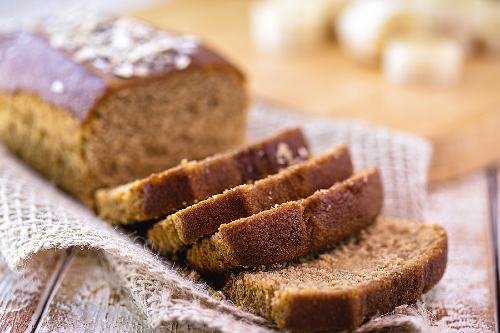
[0,102,434,332]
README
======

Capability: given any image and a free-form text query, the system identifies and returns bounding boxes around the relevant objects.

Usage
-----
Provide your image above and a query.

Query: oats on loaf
[0,14,248,206]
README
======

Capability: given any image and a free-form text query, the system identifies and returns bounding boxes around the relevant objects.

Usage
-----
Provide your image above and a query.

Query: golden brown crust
[147,146,352,254]
[142,127,309,219]
[0,30,243,122]
[97,128,310,223]
[217,202,309,266]
[305,166,384,252]
[0,32,106,122]
[187,167,383,272]
[177,145,352,244]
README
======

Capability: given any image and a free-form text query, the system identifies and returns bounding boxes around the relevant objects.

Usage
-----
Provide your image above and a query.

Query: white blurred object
[409,0,489,54]
[382,37,465,85]
[412,0,500,56]
[336,0,415,64]
[250,0,336,52]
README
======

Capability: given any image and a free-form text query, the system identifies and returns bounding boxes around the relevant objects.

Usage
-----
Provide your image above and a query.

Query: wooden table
[1,1,499,331]
[0,166,498,332]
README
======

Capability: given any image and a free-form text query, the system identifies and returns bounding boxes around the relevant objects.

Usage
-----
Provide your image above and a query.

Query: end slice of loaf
[187,167,382,274]
[95,128,309,224]
[224,216,448,332]
[147,146,353,255]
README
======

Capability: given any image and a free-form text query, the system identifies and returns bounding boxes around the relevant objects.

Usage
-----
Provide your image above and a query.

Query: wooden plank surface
[425,172,497,331]
[132,0,500,183]
[0,252,65,333]
[35,250,151,333]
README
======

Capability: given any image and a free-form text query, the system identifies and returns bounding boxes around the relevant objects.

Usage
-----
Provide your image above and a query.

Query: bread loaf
[0,14,248,206]
[148,146,352,254]
[96,128,309,223]
[224,216,448,332]
[187,167,382,273]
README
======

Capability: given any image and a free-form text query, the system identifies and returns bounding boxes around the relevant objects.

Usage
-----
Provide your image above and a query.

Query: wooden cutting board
[133,0,500,183]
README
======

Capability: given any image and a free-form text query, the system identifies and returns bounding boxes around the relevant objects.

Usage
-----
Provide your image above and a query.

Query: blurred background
[1,0,499,183]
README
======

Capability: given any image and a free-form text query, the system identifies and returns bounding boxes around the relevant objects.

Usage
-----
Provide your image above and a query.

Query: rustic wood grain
[132,0,500,183]
[0,252,64,333]
[425,172,497,331]
[35,250,151,333]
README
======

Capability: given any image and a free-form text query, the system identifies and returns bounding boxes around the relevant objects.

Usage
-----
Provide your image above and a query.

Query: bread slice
[187,167,382,273]
[148,146,353,255]
[95,128,309,224]
[224,216,448,332]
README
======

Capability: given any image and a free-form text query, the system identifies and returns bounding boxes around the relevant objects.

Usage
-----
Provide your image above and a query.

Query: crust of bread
[0,24,248,206]
[0,31,243,122]
[224,217,448,332]
[187,167,383,273]
[96,128,310,223]
[274,240,447,331]
[147,146,353,254]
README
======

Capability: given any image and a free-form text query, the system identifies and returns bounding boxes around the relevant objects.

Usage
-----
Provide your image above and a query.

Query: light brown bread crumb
[224,216,448,332]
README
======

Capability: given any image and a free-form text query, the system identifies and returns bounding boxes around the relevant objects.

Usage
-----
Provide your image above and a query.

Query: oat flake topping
[40,13,199,79]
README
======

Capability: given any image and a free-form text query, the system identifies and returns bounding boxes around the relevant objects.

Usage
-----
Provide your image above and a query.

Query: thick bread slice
[148,146,353,255]
[95,128,309,224]
[187,167,382,273]
[224,216,448,332]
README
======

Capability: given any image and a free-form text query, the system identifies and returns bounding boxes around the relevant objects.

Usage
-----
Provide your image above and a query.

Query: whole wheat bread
[187,168,382,273]
[224,216,448,332]
[148,146,353,255]
[0,15,248,206]
[96,128,309,224]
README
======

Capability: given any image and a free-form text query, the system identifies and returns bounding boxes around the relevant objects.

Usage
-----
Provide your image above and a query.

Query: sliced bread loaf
[187,168,382,273]
[95,128,309,224]
[224,216,448,332]
[148,146,353,254]
[0,15,248,207]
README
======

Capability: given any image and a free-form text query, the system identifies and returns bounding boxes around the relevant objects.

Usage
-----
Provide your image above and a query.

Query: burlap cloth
[0,102,466,332]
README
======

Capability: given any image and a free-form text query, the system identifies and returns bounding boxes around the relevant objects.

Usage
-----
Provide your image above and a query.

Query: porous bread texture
[224,216,448,332]
[96,128,310,224]
[147,146,353,255]
[187,167,382,273]
[0,67,247,207]
[0,91,88,200]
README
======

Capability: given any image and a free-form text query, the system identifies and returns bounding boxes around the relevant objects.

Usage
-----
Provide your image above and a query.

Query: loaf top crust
[0,14,244,122]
